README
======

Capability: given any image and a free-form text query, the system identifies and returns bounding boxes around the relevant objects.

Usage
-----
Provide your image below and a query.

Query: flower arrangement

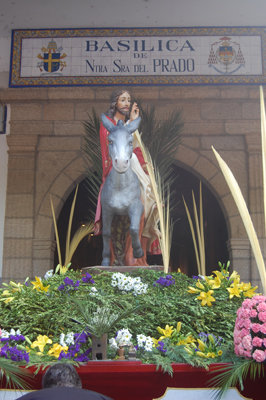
[234,295,266,362]
[0,264,261,384]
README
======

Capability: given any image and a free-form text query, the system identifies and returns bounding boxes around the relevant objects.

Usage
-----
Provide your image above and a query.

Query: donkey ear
[101,114,116,132]
[127,116,141,133]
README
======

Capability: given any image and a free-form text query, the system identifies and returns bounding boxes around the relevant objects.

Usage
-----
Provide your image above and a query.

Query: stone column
[245,135,265,291]
[2,135,37,281]
[227,238,251,281]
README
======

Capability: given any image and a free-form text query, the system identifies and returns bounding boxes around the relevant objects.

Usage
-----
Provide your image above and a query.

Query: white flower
[1,329,10,338]
[60,333,67,347]
[44,269,54,280]
[111,273,148,296]
[137,334,146,347]
[109,337,118,349]
[89,287,98,296]
[65,332,74,345]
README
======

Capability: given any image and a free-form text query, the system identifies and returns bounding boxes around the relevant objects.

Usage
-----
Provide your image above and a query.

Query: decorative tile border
[9,26,266,87]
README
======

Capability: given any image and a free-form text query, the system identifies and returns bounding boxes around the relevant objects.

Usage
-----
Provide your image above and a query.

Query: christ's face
[116,92,131,117]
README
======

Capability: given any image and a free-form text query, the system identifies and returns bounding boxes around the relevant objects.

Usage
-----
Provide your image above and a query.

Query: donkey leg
[128,202,144,259]
[101,209,113,266]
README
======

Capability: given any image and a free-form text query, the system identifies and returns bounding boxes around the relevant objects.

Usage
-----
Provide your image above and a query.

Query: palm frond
[70,298,140,338]
[0,358,33,390]
[65,185,79,264]
[260,86,266,236]
[50,195,62,266]
[134,130,173,272]
[212,146,266,295]
[65,222,94,266]
[208,359,264,400]
[183,182,206,276]
[82,109,102,216]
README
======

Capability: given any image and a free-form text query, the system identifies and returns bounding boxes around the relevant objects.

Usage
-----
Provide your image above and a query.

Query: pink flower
[243,319,251,329]
[241,309,250,319]
[242,299,252,309]
[252,349,266,362]
[260,323,266,334]
[257,303,266,312]
[253,295,266,303]
[240,328,250,337]
[235,343,244,356]
[258,312,266,323]
[251,323,261,333]
[250,309,258,318]
[263,338,266,347]
[242,335,252,351]
[243,350,252,358]
[252,337,263,347]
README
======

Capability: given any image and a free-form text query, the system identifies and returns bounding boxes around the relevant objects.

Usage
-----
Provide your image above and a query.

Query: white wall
[1,0,266,88]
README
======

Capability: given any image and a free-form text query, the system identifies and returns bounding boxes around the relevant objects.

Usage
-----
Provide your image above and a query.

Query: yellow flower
[48,343,68,358]
[196,351,207,358]
[206,352,216,358]
[9,281,23,292]
[3,296,15,304]
[157,324,174,338]
[241,282,258,298]
[229,271,240,281]
[31,335,52,353]
[227,281,241,299]
[217,350,223,356]
[187,286,200,294]
[213,269,229,280]
[197,339,206,352]
[196,281,205,290]
[31,277,50,293]
[176,322,182,333]
[197,290,215,306]
[206,276,221,289]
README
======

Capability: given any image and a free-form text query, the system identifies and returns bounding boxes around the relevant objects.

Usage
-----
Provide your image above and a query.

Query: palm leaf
[212,146,266,295]
[82,109,102,216]
[70,298,140,338]
[65,222,94,266]
[260,86,266,236]
[183,183,206,276]
[65,185,79,264]
[0,358,33,390]
[208,359,264,400]
[50,195,62,266]
[134,130,173,272]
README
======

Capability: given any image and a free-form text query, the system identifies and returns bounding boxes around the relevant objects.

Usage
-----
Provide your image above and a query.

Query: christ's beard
[116,106,130,119]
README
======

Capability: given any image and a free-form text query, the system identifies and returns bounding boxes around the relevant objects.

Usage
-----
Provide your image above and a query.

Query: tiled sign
[9,27,266,87]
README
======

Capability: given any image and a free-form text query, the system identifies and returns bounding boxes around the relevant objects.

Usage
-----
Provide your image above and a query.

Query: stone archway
[52,162,230,276]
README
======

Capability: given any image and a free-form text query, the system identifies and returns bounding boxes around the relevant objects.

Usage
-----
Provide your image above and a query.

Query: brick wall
[0,85,264,290]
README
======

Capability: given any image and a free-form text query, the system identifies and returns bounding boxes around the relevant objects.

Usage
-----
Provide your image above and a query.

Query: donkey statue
[100,114,144,266]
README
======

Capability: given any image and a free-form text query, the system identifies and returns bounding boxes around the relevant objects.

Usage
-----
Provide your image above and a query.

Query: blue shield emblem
[43,52,61,73]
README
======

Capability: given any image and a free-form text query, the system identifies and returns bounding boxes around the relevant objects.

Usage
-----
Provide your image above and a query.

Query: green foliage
[1,267,245,346]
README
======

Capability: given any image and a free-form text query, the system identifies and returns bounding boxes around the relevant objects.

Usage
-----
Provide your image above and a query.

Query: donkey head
[101,114,141,173]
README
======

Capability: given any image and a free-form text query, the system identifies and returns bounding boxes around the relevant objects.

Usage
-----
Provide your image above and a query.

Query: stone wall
[0,85,264,289]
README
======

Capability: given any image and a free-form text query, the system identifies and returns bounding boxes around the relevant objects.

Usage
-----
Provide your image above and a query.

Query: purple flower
[57,276,80,291]
[0,344,29,363]
[154,275,175,288]
[156,341,167,353]
[64,277,74,286]
[82,273,95,284]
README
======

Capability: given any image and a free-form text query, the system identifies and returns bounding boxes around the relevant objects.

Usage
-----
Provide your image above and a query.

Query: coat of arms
[37,39,67,74]
[208,36,245,74]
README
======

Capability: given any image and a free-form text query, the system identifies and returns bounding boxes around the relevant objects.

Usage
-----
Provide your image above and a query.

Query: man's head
[106,88,132,119]
[42,363,82,388]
